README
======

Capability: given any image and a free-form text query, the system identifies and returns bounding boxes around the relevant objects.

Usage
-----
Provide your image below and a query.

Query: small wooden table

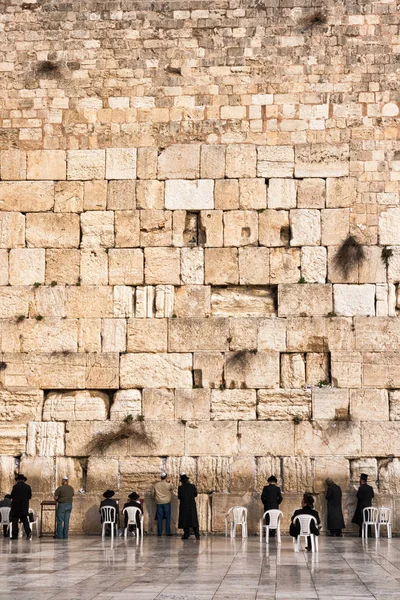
[39,500,57,538]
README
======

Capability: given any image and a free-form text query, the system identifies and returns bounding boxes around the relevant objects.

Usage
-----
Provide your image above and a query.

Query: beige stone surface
[145,247,180,284]
[331,352,362,388]
[55,457,84,492]
[86,353,119,389]
[354,317,400,352]
[314,456,350,492]
[282,457,314,493]
[84,180,107,211]
[120,457,162,493]
[257,146,294,178]
[258,318,286,351]
[78,319,101,353]
[379,208,400,245]
[230,456,255,492]
[326,177,356,208]
[27,213,80,248]
[186,421,238,456]
[45,249,80,285]
[270,248,301,283]
[240,421,294,455]
[143,388,175,420]
[81,211,114,248]
[127,319,168,353]
[108,249,143,285]
[238,179,267,210]
[268,178,297,209]
[363,352,400,388]
[193,352,224,389]
[211,286,275,318]
[211,389,256,420]
[67,149,106,180]
[350,389,389,421]
[158,145,200,179]
[0,212,25,248]
[226,144,256,178]
[239,247,269,285]
[0,388,43,424]
[389,390,400,421]
[110,389,141,421]
[297,178,325,209]
[1,150,26,180]
[301,246,327,283]
[229,317,258,351]
[0,425,27,455]
[102,319,126,352]
[26,422,65,456]
[107,180,135,210]
[278,284,332,317]
[0,288,29,319]
[295,421,361,456]
[9,248,45,285]
[55,181,84,213]
[0,249,8,285]
[175,389,211,421]
[257,389,311,421]
[140,210,172,246]
[312,388,349,420]
[80,248,108,285]
[136,180,164,209]
[165,179,214,210]
[174,285,210,318]
[0,182,54,212]
[295,143,349,178]
[280,353,305,388]
[137,147,157,179]
[2,318,78,353]
[259,210,289,247]
[378,458,400,494]
[321,209,350,245]
[65,287,113,318]
[224,210,258,247]
[205,248,238,285]
[197,456,229,493]
[225,350,279,389]
[114,210,140,247]
[120,353,192,388]
[199,210,223,247]
[20,456,54,493]
[200,145,225,179]
[362,422,400,457]
[106,148,137,179]
[306,352,329,385]
[290,209,321,246]
[113,286,134,318]
[0,455,17,493]
[334,284,375,317]
[214,179,239,210]
[27,150,66,180]
[181,248,204,284]
[169,318,228,352]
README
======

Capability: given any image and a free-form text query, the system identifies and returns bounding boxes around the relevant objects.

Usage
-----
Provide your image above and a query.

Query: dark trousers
[3,525,9,537]
[11,516,31,539]
[330,529,343,536]
[183,527,199,538]
[156,503,171,535]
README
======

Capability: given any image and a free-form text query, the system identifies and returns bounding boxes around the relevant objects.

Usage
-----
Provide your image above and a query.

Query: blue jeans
[56,503,72,539]
[156,503,171,535]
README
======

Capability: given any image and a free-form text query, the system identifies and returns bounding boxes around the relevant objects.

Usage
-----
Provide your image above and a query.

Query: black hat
[360,473,368,481]
[15,473,26,482]
[128,492,140,501]
[103,490,115,498]
[180,473,189,482]
[268,475,278,483]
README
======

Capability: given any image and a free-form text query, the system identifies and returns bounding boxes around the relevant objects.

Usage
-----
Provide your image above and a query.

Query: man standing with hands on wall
[153,472,174,536]
[54,476,74,539]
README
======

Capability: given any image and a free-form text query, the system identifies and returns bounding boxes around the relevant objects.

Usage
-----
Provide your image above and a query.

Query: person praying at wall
[54,475,74,539]
[352,473,374,537]
[290,493,321,552]
[326,478,345,537]
[100,490,119,535]
[178,473,200,540]
[123,492,142,534]
[261,475,283,537]
[153,472,174,537]
[10,474,32,541]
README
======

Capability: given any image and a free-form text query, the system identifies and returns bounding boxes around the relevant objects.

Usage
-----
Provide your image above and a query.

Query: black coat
[352,483,374,526]
[261,484,283,511]
[178,481,199,529]
[326,483,345,530]
[123,500,142,528]
[290,506,320,538]
[10,481,32,517]
[100,498,119,523]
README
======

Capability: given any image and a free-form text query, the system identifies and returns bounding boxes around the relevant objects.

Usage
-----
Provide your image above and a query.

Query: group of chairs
[100,506,144,541]
[361,507,392,539]
[0,507,39,538]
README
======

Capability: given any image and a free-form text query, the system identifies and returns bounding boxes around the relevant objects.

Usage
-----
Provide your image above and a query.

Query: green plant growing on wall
[85,420,152,454]
[333,235,365,279]
[298,276,306,284]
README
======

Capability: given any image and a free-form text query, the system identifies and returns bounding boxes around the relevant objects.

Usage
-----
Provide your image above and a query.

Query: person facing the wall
[54,475,74,539]
[261,475,283,537]
[123,491,142,535]
[100,490,119,535]
[290,493,321,552]
[10,474,32,541]
[178,473,200,540]
[153,472,174,537]
[352,473,374,537]
[326,478,345,537]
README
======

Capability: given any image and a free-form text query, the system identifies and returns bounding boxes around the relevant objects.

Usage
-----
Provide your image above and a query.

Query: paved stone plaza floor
[1,535,400,600]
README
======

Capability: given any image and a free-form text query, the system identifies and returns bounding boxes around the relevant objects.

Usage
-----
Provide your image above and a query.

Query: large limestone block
[175,389,211,421]
[326,177,356,208]
[314,456,349,492]
[0,182,54,212]
[0,212,25,248]
[379,208,400,245]
[354,317,400,352]
[200,145,225,179]
[240,421,294,455]
[43,390,109,422]
[144,247,180,284]
[378,458,400,494]
[165,180,214,210]
[136,180,164,210]
[65,421,127,457]
[67,149,105,180]
[107,180,135,211]
[106,148,137,179]
[331,352,362,387]
[226,145,256,178]
[2,352,86,389]
[114,210,140,247]
[84,180,107,211]
[205,248,238,285]
[174,285,210,318]
[267,179,297,209]
[158,145,200,179]
[169,318,228,352]
[78,318,101,353]
[390,390,400,420]
[0,388,43,423]
[282,457,314,493]
[0,249,7,285]
[228,318,258,353]
[223,210,258,247]
[256,456,282,491]
[65,287,113,318]
[80,248,108,286]
[27,150,66,180]
[257,145,294,178]
[26,422,65,456]
[290,209,321,246]
[295,144,350,178]
[186,421,238,456]
[0,425,26,455]
[109,249,143,285]
[113,286,134,318]
[80,211,114,248]
[199,210,224,247]
[225,351,279,389]
[295,421,361,456]
[280,353,305,388]
[26,213,80,248]
[197,456,229,493]
[230,456,255,493]
[9,248,45,285]
[334,284,375,316]
[321,209,349,245]
[257,389,311,421]
[1,318,78,353]
[239,247,269,285]
[214,179,239,210]
[140,210,172,246]
[143,388,174,420]
[297,178,325,209]
[45,249,80,285]
[0,456,16,493]
[181,248,204,285]
[350,389,389,421]
[127,422,184,457]
[193,352,224,389]
[19,457,53,494]
[110,389,141,421]
[258,318,287,351]
[55,457,83,492]
[137,147,157,179]
[301,246,327,283]
[1,149,26,180]
[0,288,30,319]
[306,352,329,385]
[363,352,400,388]
[127,319,167,353]
[239,179,267,210]
[120,353,192,388]
[86,353,119,389]
[259,210,289,247]
[278,284,332,317]
[362,423,400,457]
[312,388,349,420]
[54,181,84,213]
[285,317,324,352]
[86,457,119,492]
[270,248,301,284]
[211,286,275,317]
[120,457,162,493]
[165,456,198,489]
[211,389,256,420]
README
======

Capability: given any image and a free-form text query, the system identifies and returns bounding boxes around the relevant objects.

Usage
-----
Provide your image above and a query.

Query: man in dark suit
[290,493,321,551]
[178,473,199,540]
[352,473,374,537]
[261,475,283,537]
[100,490,119,535]
[326,478,345,536]
[10,474,32,540]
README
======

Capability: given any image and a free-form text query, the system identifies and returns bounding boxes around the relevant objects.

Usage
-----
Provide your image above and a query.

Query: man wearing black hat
[100,490,119,535]
[10,474,32,540]
[261,475,283,537]
[352,473,374,537]
[178,473,200,540]
[326,478,345,537]
[123,492,142,533]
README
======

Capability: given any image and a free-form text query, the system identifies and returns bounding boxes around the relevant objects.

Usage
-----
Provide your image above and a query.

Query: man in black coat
[10,474,32,540]
[290,493,321,551]
[123,491,142,533]
[100,490,119,534]
[178,473,199,540]
[326,478,345,536]
[261,475,283,537]
[352,473,374,537]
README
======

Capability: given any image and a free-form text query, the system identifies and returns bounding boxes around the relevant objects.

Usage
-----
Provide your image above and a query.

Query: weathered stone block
[326,177,356,208]
[239,247,269,285]
[136,180,164,209]
[165,180,214,210]
[9,248,45,285]
[120,353,192,388]
[0,388,43,424]
[165,456,198,489]
[26,213,80,248]
[228,317,258,351]
[0,182,54,212]
[226,144,256,178]
[297,178,325,209]
[257,389,311,421]
[193,352,224,389]
[55,457,83,492]
[354,317,400,352]
[2,318,78,353]
[65,421,127,457]
[200,145,225,179]
[137,147,157,179]
[389,390,400,421]
[230,456,255,492]
[0,212,25,248]
[334,284,375,316]
[54,181,84,213]
[114,210,140,247]
[26,422,65,456]
[0,425,26,455]
[2,352,87,389]
[256,456,282,492]
[65,287,113,318]
[240,421,294,455]
[214,179,239,210]
[127,319,167,353]
[20,457,53,493]
[362,422,400,457]
[110,390,141,421]
[144,247,180,284]
[258,318,286,351]
[126,422,184,457]
[312,388,349,420]
[331,352,362,387]
[109,249,143,285]
[270,248,301,284]
[158,145,200,179]
[143,388,174,420]
[259,209,289,247]
[290,209,321,246]
[321,209,350,245]
[295,421,361,456]
[281,353,305,388]
[223,210,258,247]
[197,456,229,492]
[78,319,101,353]
[140,210,172,246]
[181,248,204,284]
[84,180,107,211]
[211,389,256,420]
[102,319,126,353]
[86,353,119,389]
[306,353,329,385]
[238,179,267,209]
[175,389,211,421]
[211,286,275,317]
[0,249,7,285]
[80,248,108,285]
[1,149,26,180]
[169,318,228,352]
[295,144,349,178]
[27,150,66,180]
[225,350,279,389]
[350,389,389,421]
[278,284,332,317]
[301,247,327,284]
[379,208,400,245]
[120,457,161,493]
[106,148,137,179]
[378,458,400,494]
[0,455,17,493]
[67,149,105,180]
[107,180,135,210]
[363,352,400,388]
[113,286,134,318]
[80,211,114,248]
[282,457,314,493]
[186,421,238,456]
[199,210,223,246]
[314,456,349,492]
[257,146,294,178]
[268,179,297,209]
[174,285,210,318]
[205,248,238,285]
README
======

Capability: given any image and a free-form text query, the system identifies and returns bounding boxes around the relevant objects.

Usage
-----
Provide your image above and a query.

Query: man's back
[11,481,32,515]
[154,480,173,504]
[261,484,282,509]
[55,484,74,503]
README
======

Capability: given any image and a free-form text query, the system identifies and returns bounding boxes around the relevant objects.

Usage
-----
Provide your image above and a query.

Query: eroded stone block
[269,248,301,284]
[200,145,225,179]
[193,352,224,389]
[379,208,400,245]
[107,180,135,210]
[0,212,25,248]
[280,353,305,388]
[257,146,294,178]
[205,248,238,285]
[175,389,211,421]
[334,284,375,317]
[0,182,54,212]
[326,177,356,208]
[109,249,143,285]
[165,180,214,210]
[102,319,126,353]
[350,389,389,421]
[158,145,200,179]
[259,210,289,247]
[143,388,174,420]
[55,181,84,213]
[9,248,45,285]
[295,144,349,178]
[106,148,137,179]
[278,284,332,317]
[214,179,239,210]
[120,353,192,388]
[312,388,349,420]
[26,422,65,456]
[225,350,279,389]
[226,145,256,178]
[224,210,258,247]
[145,247,180,284]
[268,179,297,209]
[26,213,80,248]
[186,421,238,456]
[297,178,325,209]
[238,178,267,209]
[211,389,256,420]
[0,425,26,455]
[80,211,114,248]
[257,389,311,421]
[240,421,294,455]
[127,319,167,353]
[136,180,164,209]
[27,150,66,180]
[174,285,210,318]
[295,421,361,456]
[290,209,321,246]
[110,389,141,421]
[301,246,327,283]
[0,388,43,423]
[80,248,108,285]
[211,286,275,317]
[67,149,105,180]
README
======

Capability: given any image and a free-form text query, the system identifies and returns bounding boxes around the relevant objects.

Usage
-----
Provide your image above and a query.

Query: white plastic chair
[293,515,319,553]
[0,507,10,536]
[28,509,39,538]
[362,507,379,539]
[377,507,392,539]
[260,509,283,544]
[225,506,248,539]
[101,506,118,539]
[122,507,144,540]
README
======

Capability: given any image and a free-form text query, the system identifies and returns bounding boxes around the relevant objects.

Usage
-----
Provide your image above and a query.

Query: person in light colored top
[54,476,74,539]
[153,472,174,536]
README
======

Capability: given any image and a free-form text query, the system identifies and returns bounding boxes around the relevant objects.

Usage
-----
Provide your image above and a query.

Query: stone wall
[0,0,400,535]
